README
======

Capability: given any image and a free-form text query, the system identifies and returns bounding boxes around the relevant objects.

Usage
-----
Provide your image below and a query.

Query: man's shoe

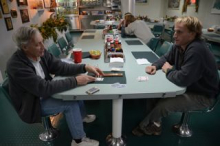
[71,137,99,146]
[83,115,96,123]
[141,123,162,135]
[132,126,144,136]
[172,124,180,133]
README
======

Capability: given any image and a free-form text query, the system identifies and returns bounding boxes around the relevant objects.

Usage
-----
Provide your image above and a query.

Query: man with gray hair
[132,16,219,136]
[7,26,102,146]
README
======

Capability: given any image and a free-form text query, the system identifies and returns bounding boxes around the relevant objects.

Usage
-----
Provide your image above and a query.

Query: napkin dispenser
[109,57,124,68]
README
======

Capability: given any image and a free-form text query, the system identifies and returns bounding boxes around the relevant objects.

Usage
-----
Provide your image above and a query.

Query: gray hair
[13,26,40,49]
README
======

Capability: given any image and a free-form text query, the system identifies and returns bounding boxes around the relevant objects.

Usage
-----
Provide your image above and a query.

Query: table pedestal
[106,98,126,146]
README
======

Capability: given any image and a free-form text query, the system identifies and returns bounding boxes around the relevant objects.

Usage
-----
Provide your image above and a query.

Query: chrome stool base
[39,128,59,142]
[173,124,192,137]
[173,112,192,137]
[106,134,126,146]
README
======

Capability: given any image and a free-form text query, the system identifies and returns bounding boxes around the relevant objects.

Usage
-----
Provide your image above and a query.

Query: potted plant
[31,15,68,42]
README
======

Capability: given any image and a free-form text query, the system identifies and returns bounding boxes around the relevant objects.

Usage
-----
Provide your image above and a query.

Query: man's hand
[85,64,104,76]
[75,74,95,86]
[162,62,173,73]
[145,66,156,75]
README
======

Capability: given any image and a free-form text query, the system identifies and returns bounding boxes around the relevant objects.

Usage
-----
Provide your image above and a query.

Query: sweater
[152,39,219,98]
[6,49,86,123]
[125,20,155,44]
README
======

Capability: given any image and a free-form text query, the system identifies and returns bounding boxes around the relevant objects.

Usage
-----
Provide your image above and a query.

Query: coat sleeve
[152,46,175,69]
[44,50,86,76]
[166,49,203,87]
[9,62,78,98]
[125,23,135,35]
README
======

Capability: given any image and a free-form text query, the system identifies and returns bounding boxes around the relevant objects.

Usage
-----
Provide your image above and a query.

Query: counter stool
[1,77,59,142]
[39,116,59,141]
[173,71,220,137]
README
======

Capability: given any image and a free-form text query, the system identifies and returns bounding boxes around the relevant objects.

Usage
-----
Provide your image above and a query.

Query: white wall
[0,1,53,78]
[165,0,220,28]
[121,0,165,19]
[135,0,165,20]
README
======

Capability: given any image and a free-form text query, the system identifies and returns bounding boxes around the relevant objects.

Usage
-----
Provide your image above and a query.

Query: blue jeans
[40,98,87,139]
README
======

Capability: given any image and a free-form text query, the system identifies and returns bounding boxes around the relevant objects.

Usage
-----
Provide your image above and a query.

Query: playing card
[111,82,126,88]
[95,77,104,81]
[137,76,149,82]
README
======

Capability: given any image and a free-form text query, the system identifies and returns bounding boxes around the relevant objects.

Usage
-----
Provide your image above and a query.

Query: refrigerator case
[57,0,80,30]
[64,15,80,31]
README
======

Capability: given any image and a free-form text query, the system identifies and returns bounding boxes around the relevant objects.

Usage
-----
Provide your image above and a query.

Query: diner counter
[202,29,220,43]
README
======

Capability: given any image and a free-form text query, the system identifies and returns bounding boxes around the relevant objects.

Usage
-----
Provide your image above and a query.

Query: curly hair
[175,16,203,39]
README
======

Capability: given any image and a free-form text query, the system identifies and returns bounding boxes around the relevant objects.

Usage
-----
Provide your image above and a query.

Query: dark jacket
[6,49,86,123]
[153,39,219,98]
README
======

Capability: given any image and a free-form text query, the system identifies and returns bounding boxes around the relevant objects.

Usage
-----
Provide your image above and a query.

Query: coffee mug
[72,48,82,63]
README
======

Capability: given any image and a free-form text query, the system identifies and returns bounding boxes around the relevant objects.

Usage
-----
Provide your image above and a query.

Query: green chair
[0,77,59,141]
[147,38,160,52]
[57,37,68,52]
[173,70,220,137]
[152,24,164,38]
[155,41,173,57]
[164,26,174,42]
[48,43,61,58]
[206,43,220,69]
[65,32,74,48]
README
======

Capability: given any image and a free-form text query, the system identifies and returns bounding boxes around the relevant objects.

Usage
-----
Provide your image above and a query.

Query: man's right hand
[75,74,95,86]
[145,66,156,75]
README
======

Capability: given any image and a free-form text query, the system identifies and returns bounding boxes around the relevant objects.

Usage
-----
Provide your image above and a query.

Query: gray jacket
[153,39,219,98]
[7,49,86,123]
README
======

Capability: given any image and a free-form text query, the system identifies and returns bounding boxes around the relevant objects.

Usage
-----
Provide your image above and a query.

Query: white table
[53,29,185,146]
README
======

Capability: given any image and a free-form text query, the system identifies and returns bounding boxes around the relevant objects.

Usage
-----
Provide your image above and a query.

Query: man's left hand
[85,64,104,76]
[162,62,173,73]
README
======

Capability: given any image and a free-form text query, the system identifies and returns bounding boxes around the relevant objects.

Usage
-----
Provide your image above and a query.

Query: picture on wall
[20,9,30,23]
[136,0,148,4]
[11,9,18,18]
[189,0,196,6]
[29,0,44,9]
[38,0,44,9]
[44,0,51,8]
[17,0,28,6]
[0,0,10,14]
[4,17,13,31]
[168,0,180,9]
[211,0,220,14]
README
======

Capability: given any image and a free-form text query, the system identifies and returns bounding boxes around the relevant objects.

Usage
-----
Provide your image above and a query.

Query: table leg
[106,98,126,146]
